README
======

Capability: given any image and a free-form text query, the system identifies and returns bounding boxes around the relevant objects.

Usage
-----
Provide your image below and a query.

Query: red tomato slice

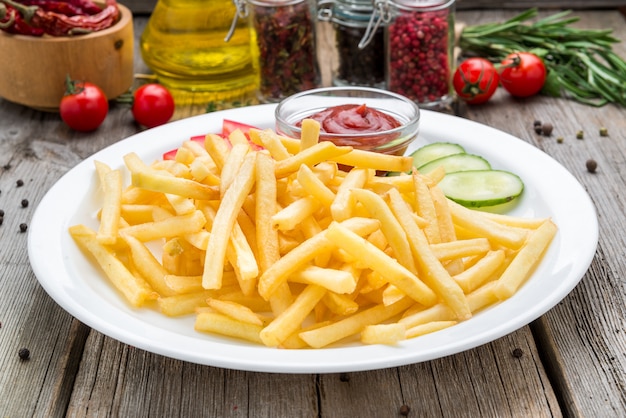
[222,119,258,137]
[161,121,261,160]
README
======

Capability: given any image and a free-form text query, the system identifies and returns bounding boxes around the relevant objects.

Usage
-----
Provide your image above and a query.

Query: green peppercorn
[576,130,584,139]
[599,127,608,137]
[556,137,564,143]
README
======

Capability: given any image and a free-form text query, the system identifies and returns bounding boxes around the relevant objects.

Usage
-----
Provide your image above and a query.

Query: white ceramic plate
[28,105,598,373]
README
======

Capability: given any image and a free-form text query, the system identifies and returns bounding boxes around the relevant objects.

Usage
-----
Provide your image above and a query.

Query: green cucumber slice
[409,142,466,169]
[438,170,524,207]
[417,153,491,175]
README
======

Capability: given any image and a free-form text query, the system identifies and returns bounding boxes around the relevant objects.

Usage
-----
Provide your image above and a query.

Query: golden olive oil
[140,0,258,102]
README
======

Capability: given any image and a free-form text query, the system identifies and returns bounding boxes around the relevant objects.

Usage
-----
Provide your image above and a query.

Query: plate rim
[27,105,598,373]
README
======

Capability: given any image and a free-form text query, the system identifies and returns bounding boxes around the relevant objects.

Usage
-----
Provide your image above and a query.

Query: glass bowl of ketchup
[275,87,420,156]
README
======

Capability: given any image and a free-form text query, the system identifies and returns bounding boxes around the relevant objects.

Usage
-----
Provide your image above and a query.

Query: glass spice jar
[318,0,386,88]
[246,0,321,103]
[376,0,455,108]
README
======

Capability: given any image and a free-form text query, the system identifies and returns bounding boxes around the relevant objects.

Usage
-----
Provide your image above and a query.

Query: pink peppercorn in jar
[378,0,455,109]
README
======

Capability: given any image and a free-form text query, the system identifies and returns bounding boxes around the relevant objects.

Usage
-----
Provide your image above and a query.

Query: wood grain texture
[0,8,624,418]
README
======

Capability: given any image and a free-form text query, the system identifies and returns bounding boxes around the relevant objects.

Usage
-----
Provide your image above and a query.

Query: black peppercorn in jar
[373,0,455,108]
[246,0,321,103]
[318,0,386,88]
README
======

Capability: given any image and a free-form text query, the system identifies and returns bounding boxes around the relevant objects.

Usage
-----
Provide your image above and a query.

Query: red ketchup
[300,104,402,147]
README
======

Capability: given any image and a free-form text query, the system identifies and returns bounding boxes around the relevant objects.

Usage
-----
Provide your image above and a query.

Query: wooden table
[1,8,625,417]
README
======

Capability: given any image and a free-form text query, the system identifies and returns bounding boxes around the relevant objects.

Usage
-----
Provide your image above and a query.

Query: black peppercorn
[586,159,597,173]
[19,223,28,232]
[18,347,30,360]
[16,179,24,187]
[21,199,29,208]
[339,372,350,382]
[399,404,411,416]
[0,209,4,216]
[541,123,553,136]
[512,348,523,358]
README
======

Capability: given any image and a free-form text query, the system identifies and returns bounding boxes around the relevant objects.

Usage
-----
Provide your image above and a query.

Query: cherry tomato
[132,84,175,128]
[499,52,547,98]
[60,78,108,132]
[453,58,499,104]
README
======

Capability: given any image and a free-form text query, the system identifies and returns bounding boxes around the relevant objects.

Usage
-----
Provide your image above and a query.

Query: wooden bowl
[0,4,134,112]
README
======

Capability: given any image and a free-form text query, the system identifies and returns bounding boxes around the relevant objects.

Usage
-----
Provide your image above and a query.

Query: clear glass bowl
[275,86,420,156]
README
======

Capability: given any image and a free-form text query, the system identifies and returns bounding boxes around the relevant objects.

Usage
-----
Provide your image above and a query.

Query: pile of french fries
[69,119,557,349]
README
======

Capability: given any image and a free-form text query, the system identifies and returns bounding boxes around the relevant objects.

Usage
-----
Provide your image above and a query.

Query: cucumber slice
[417,153,491,175]
[438,170,524,207]
[409,142,466,169]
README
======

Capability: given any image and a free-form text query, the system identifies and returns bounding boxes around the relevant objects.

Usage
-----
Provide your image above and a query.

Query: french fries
[69,121,557,349]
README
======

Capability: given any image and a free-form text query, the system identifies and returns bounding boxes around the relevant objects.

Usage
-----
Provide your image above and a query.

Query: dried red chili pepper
[250,0,320,102]
[21,0,87,16]
[31,0,118,36]
[0,0,116,36]
[0,2,45,36]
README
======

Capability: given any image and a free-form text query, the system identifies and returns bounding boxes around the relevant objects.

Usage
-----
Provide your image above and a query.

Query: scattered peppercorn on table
[1,6,625,417]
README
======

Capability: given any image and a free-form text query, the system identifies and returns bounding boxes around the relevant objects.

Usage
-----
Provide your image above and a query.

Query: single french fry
[203,152,257,289]
[448,199,529,250]
[323,292,359,316]
[405,320,457,339]
[331,168,369,221]
[413,171,441,244]
[289,265,357,294]
[361,323,406,345]
[274,141,352,178]
[300,118,320,151]
[326,222,437,307]
[255,152,280,273]
[195,311,263,344]
[249,128,292,160]
[69,224,157,307]
[429,238,492,261]
[493,220,558,299]
[271,196,320,231]
[158,290,213,316]
[260,284,327,347]
[164,275,203,294]
[204,133,230,170]
[299,297,413,348]
[122,234,177,297]
[453,250,505,293]
[333,149,413,173]
[297,164,336,207]
[207,298,263,326]
[119,210,206,242]
[97,168,122,245]
[220,143,249,197]
[228,128,250,148]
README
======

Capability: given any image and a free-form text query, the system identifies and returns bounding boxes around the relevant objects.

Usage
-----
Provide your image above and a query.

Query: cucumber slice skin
[409,142,466,169]
[417,153,492,175]
[438,170,524,207]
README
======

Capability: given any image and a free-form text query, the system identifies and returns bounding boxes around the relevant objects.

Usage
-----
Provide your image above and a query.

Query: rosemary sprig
[459,8,626,107]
